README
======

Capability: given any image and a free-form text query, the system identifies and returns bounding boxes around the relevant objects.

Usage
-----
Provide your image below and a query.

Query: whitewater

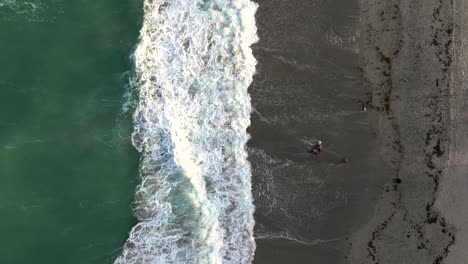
[115,0,258,263]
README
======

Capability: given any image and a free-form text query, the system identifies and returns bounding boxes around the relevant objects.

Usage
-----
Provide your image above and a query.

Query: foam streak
[115,0,258,263]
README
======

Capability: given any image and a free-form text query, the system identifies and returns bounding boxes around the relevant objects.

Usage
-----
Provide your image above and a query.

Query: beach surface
[249,0,390,263]
[348,0,468,263]
[251,0,468,263]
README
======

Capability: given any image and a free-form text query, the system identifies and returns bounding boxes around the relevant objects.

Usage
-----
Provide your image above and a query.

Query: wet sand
[249,0,391,263]
[254,238,342,264]
[250,0,468,263]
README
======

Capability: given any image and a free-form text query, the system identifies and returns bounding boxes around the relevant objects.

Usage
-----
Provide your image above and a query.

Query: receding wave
[115,0,258,263]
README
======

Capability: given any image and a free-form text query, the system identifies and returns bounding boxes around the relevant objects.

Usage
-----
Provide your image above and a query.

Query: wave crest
[115,0,258,263]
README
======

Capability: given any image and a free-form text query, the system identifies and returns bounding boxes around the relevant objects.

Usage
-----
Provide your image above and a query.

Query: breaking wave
[115,0,258,263]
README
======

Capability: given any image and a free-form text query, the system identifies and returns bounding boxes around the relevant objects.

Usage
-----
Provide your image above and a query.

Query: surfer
[310,140,323,155]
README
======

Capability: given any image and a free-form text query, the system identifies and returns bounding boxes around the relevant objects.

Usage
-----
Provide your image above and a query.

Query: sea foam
[115,0,258,263]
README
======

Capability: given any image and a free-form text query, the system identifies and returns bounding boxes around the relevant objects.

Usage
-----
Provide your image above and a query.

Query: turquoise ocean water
[0,1,142,263]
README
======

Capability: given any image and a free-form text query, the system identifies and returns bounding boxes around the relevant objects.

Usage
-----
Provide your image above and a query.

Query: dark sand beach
[249,0,391,263]
[250,0,468,263]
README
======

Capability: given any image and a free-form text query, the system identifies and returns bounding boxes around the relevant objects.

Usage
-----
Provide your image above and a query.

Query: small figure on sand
[309,140,324,155]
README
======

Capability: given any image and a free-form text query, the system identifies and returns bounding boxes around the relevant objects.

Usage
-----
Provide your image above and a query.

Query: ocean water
[115,0,259,263]
[0,1,142,263]
[1,0,259,263]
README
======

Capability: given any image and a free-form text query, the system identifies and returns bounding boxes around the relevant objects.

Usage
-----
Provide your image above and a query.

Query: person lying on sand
[309,140,323,155]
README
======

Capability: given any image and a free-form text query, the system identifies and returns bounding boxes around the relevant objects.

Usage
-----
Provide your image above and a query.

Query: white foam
[115,0,258,263]
[326,27,360,54]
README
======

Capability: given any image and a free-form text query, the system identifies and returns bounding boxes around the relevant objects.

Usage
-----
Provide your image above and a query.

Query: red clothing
[310,143,323,154]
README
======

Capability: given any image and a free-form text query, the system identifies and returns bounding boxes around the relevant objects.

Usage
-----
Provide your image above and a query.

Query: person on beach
[310,140,323,155]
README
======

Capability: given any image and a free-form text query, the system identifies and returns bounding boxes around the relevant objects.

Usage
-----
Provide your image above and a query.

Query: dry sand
[348,0,467,263]
[434,0,468,262]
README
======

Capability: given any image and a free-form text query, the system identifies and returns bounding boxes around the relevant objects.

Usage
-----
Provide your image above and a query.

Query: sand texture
[348,0,467,263]
[435,0,468,262]
[249,0,389,263]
